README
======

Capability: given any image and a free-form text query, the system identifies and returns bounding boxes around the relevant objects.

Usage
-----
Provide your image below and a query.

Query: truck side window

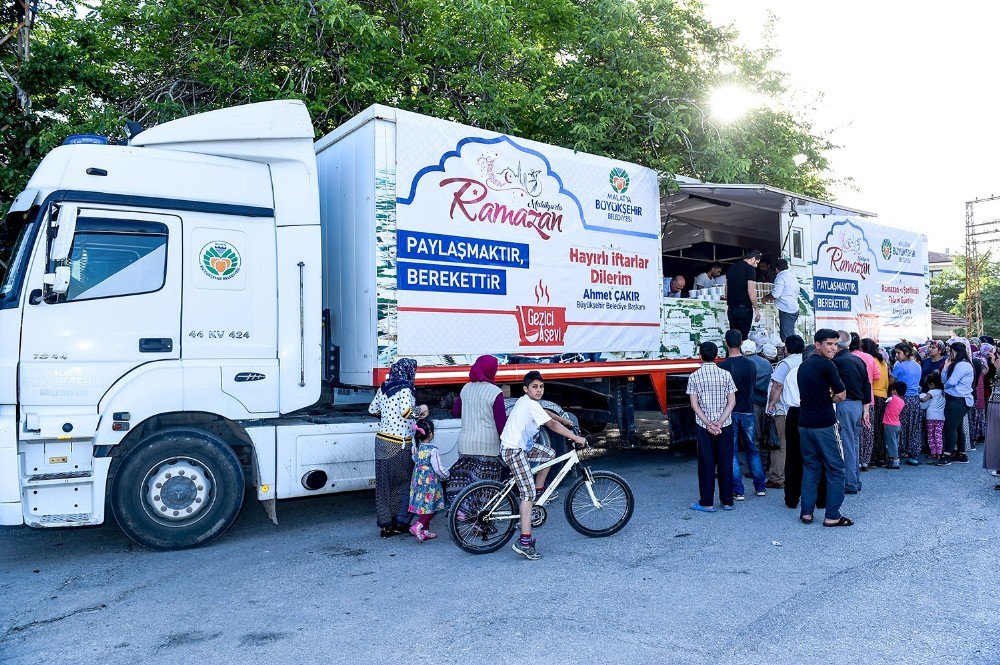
[64,219,168,302]
[791,227,803,261]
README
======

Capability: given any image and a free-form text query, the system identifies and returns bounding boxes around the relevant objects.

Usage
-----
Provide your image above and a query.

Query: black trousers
[782,407,827,509]
[944,396,968,453]
[727,305,752,339]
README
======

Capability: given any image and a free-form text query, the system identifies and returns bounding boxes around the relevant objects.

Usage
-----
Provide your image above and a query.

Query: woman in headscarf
[369,358,428,538]
[446,355,508,503]
[971,344,993,444]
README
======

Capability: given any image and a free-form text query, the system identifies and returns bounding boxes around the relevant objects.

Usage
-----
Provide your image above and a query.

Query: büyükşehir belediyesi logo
[200,241,241,280]
[609,168,630,194]
[881,239,893,261]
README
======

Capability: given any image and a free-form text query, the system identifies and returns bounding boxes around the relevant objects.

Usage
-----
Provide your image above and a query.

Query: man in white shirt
[765,334,804,489]
[694,263,725,291]
[501,371,587,560]
[765,259,800,342]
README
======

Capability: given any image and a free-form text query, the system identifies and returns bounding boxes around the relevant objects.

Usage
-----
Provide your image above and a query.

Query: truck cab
[0,101,322,547]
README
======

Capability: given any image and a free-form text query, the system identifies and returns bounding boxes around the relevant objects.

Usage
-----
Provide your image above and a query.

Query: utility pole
[964,195,1000,338]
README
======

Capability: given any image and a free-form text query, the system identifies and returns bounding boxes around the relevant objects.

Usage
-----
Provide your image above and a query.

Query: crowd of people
[368,356,584,560]
[688,328,1000,525]
[364,326,1000,555]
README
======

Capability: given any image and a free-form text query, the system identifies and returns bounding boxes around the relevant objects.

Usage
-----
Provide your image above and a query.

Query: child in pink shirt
[883,382,906,469]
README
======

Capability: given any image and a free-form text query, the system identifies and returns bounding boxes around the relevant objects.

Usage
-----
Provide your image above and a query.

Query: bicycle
[447,443,635,554]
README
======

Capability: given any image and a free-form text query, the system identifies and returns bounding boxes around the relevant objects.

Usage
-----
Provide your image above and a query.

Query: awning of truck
[660,182,875,252]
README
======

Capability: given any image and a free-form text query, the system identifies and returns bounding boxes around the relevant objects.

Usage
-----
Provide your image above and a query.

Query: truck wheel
[111,428,245,550]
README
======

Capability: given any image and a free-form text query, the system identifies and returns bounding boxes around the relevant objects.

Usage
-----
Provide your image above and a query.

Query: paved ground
[2,442,999,664]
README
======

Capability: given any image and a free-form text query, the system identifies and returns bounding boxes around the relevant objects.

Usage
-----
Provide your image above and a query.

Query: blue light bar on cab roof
[63,134,109,145]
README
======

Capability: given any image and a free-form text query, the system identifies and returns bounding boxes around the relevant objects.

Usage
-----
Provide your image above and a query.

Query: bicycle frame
[480,449,603,521]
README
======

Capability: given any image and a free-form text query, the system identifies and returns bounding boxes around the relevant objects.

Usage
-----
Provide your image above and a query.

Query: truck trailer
[0,100,930,549]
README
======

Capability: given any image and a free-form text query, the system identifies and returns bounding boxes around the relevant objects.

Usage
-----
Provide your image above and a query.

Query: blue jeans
[731,412,766,494]
[799,426,846,520]
[778,310,798,342]
[836,400,863,491]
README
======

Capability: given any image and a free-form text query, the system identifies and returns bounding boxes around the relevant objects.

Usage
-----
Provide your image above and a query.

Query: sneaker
[989,470,1000,477]
[409,523,427,542]
[889,459,901,469]
[755,490,767,497]
[933,456,951,466]
[952,453,969,464]
[691,502,717,513]
[765,480,784,489]
[734,494,746,501]
[722,504,734,511]
[904,458,921,466]
[512,538,541,560]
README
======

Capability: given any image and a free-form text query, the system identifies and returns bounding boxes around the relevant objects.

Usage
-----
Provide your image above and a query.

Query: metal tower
[964,195,1000,338]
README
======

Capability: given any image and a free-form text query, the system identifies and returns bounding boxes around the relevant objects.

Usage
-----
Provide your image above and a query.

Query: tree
[932,253,1000,337]
[1,0,839,219]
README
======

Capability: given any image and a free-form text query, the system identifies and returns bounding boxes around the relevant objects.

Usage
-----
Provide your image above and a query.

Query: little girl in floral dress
[408,419,449,542]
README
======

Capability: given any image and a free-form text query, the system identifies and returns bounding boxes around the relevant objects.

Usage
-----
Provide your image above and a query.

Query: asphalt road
[2,443,999,664]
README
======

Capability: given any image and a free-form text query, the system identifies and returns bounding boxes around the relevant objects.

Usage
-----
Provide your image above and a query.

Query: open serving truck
[0,100,930,549]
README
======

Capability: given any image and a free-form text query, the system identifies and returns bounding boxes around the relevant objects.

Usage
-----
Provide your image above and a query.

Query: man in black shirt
[718,329,767,499]
[796,328,853,527]
[725,249,762,339]
[831,331,871,494]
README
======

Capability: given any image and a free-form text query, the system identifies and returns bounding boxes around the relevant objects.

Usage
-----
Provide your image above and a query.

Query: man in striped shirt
[687,341,738,512]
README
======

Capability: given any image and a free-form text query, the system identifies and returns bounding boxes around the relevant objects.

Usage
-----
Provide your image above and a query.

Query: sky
[701,1,1000,255]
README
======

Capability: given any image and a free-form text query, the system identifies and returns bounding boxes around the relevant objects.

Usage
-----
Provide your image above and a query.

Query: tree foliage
[931,253,1000,336]
[2,0,837,217]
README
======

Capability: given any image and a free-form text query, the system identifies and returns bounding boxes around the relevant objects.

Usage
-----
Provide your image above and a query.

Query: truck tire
[111,427,245,550]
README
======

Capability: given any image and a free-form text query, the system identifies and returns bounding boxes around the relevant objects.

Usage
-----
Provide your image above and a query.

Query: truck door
[19,207,181,418]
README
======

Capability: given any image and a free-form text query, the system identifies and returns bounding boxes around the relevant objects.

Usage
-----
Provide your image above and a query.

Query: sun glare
[709,85,760,122]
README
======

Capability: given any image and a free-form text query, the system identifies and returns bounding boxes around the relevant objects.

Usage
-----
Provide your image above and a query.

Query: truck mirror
[48,203,80,264]
[43,265,71,296]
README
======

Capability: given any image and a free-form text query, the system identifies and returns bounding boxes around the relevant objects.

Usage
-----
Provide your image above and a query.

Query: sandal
[823,516,854,527]
[799,514,813,524]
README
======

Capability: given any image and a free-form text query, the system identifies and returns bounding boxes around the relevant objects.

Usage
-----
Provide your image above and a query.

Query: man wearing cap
[725,250,762,339]
[765,259,800,342]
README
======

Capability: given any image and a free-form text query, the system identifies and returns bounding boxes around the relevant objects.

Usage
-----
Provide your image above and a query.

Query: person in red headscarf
[446,355,509,502]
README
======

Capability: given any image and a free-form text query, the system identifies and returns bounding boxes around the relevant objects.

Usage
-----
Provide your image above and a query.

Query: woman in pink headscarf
[446,355,509,502]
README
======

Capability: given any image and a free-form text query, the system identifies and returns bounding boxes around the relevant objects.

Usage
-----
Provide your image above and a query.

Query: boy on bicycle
[501,370,588,560]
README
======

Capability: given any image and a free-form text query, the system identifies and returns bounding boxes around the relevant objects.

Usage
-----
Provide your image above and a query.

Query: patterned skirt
[870,397,888,466]
[972,407,987,442]
[859,418,875,467]
[899,395,923,459]
[443,455,507,505]
[375,435,414,528]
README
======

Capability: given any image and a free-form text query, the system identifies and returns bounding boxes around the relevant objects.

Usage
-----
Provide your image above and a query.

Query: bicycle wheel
[564,470,634,537]
[448,480,519,554]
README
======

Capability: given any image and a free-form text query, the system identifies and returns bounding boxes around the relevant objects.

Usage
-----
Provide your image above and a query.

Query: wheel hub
[145,458,213,521]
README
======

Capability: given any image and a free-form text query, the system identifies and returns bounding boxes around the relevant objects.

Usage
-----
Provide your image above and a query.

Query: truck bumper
[0,502,24,525]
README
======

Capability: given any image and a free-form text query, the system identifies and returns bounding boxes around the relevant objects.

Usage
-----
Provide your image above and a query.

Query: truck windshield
[0,217,37,305]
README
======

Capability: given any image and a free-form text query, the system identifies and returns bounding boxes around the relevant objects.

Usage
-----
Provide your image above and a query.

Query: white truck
[0,100,673,549]
[0,100,931,550]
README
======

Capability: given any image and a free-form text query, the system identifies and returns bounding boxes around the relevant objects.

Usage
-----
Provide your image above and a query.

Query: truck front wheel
[111,428,245,550]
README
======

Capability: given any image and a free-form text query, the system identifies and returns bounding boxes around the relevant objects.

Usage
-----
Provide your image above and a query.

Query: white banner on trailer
[392,109,662,356]
[810,216,930,343]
